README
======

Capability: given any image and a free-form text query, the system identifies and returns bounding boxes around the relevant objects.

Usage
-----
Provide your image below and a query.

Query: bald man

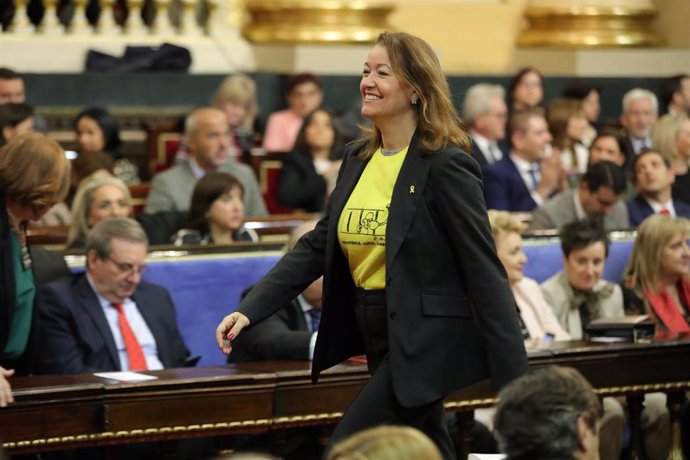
[145,107,267,217]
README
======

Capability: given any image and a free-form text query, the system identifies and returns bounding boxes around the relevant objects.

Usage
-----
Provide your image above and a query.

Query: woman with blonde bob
[327,426,441,460]
[217,32,527,458]
[488,210,570,345]
[624,214,690,336]
[67,175,132,249]
[211,74,259,160]
[0,132,70,407]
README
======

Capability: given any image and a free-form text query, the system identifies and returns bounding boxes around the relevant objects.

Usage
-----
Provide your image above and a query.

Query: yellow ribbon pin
[409,185,415,194]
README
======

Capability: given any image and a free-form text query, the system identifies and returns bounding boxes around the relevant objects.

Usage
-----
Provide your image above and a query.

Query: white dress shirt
[87,275,164,371]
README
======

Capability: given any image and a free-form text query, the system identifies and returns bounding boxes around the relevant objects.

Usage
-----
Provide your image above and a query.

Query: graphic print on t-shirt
[340,204,389,240]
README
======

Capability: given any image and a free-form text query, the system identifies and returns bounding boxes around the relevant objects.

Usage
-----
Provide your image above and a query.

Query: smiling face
[87,184,131,227]
[360,44,417,126]
[495,231,527,285]
[564,241,607,292]
[660,232,690,283]
[513,115,553,162]
[589,135,626,167]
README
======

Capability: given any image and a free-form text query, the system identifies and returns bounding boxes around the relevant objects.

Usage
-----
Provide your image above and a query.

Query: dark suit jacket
[276,152,328,212]
[626,195,690,227]
[36,274,190,374]
[228,297,312,363]
[469,138,507,171]
[236,132,528,408]
[470,140,492,171]
[483,156,537,211]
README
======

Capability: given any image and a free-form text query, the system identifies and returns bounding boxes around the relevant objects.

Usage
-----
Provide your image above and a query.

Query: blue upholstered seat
[67,237,634,366]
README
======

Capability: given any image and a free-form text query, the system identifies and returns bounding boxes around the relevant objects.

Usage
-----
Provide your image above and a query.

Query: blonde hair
[652,113,690,160]
[359,32,470,159]
[211,74,258,131]
[0,132,70,207]
[624,214,690,294]
[68,174,132,246]
[488,210,527,240]
[547,98,585,169]
[327,426,441,460]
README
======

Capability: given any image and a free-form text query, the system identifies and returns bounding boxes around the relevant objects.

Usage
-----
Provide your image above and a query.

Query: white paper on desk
[94,371,158,382]
[589,336,626,343]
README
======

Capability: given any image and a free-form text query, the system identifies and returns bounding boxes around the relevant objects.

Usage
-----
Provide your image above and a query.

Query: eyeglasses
[108,257,148,277]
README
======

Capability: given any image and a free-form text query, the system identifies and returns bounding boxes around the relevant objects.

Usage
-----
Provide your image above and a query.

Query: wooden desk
[2,340,690,455]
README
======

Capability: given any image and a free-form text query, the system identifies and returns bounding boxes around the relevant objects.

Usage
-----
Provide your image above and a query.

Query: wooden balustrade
[2,0,218,36]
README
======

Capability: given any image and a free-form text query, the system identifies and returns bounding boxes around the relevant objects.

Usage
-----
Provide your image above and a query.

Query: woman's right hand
[0,366,15,407]
[215,312,251,355]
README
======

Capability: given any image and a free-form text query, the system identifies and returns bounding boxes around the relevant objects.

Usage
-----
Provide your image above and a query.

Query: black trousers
[325,289,456,460]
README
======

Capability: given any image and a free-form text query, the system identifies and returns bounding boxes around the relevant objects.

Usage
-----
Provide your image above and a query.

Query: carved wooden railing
[3,0,220,36]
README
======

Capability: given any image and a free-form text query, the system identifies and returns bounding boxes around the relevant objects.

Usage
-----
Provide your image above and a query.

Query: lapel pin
[409,185,415,194]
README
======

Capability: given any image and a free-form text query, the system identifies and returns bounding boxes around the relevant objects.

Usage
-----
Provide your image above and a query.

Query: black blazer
[236,132,528,408]
[36,273,190,374]
[276,152,328,212]
[228,297,312,363]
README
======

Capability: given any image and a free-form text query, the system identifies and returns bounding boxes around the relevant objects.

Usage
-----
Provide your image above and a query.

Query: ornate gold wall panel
[242,0,395,44]
[517,2,664,47]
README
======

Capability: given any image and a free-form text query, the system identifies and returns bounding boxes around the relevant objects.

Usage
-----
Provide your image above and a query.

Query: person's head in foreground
[327,425,442,460]
[494,366,602,460]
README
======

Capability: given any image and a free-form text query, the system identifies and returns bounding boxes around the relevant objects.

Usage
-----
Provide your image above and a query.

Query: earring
[411,96,418,105]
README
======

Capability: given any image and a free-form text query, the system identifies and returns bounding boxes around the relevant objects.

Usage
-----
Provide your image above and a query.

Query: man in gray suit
[529,161,629,232]
[144,107,267,217]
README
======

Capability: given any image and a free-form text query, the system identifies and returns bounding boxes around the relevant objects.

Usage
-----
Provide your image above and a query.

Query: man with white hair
[462,83,508,169]
[620,88,659,159]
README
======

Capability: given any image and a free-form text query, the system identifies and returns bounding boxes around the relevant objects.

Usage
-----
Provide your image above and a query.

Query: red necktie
[660,208,670,216]
[111,303,148,371]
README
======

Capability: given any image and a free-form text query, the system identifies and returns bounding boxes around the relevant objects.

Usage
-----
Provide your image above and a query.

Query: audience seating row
[26,212,320,246]
[62,233,636,367]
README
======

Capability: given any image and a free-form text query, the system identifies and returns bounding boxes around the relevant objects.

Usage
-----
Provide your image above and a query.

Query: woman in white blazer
[488,210,570,346]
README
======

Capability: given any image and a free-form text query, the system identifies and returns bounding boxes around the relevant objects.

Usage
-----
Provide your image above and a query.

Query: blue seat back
[522,239,633,284]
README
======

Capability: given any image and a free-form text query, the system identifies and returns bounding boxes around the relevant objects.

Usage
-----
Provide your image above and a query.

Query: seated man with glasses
[36,217,192,374]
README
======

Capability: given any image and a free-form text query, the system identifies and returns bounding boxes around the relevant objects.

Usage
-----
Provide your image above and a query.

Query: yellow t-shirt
[337,146,408,289]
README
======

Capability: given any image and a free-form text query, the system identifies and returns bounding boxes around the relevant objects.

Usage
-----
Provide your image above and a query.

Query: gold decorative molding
[242,0,395,44]
[517,5,664,48]
[2,419,272,450]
